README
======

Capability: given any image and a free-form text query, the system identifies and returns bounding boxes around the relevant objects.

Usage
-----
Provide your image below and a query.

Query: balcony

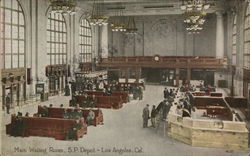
[98,56,227,69]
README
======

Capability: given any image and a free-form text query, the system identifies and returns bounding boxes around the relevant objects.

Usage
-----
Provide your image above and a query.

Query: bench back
[38,106,102,120]
[11,115,83,131]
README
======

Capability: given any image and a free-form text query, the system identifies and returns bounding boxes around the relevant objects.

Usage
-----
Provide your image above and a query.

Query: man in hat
[163,88,169,99]
[142,104,150,128]
[151,105,157,128]
[162,99,173,120]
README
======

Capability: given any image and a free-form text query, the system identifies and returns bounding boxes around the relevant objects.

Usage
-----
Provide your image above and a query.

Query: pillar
[100,25,109,58]
[2,85,5,110]
[215,11,225,87]
[176,68,180,87]
[187,68,191,84]
[216,11,224,59]
[135,67,141,83]
[125,68,129,83]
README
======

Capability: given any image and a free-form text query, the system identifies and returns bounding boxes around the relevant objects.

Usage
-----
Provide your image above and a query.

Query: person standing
[86,109,95,125]
[142,104,150,128]
[5,93,11,114]
[151,105,157,128]
[164,88,169,99]
[138,86,143,100]
[162,100,172,120]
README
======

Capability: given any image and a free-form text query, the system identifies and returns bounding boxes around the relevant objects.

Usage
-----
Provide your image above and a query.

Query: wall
[224,1,248,97]
[109,14,217,57]
[10,0,96,98]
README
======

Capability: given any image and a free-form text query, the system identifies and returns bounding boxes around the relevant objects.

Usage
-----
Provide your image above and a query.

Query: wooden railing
[98,56,227,69]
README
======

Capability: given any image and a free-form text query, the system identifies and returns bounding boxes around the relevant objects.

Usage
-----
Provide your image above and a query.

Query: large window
[0,0,25,69]
[79,19,92,62]
[244,4,250,68]
[47,13,67,65]
[232,15,237,65]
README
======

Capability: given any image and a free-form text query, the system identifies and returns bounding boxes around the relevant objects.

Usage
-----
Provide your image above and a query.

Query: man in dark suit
[163,88,169,99]
[142,104,150,128]
[5,93,11,114]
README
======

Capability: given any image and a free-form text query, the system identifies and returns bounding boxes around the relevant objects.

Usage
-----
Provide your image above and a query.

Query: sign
[36,83,44,94]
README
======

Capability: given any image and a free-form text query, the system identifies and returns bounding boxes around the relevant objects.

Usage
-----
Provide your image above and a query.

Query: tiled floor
[1,85,250,156]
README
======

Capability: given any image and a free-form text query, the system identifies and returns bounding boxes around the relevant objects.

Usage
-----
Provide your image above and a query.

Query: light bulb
[204,4,210,10]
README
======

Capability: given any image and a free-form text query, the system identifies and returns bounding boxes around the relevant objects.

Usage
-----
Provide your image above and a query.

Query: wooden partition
[167,113,249,150]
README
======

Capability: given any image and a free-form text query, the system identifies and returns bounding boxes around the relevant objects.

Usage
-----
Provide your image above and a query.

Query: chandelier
[49,0,76,14]
[89,0,109,26]
[125,17,138,34]
[111,10,127,32]
[180,0,210,34]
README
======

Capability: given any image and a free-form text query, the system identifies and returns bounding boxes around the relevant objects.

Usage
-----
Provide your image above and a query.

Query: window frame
[79,18,92,63]
[47,13,67,65]
[0,0,26,69]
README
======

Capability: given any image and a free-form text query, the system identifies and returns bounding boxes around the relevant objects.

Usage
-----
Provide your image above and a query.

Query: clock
[154,55,160,62]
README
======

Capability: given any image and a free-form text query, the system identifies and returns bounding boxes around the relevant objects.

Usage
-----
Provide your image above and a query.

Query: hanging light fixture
[49,0,76,15]
[180,0,210,34]
[111,9,127,32]
[125,16,137,34]
[89,0,109,26]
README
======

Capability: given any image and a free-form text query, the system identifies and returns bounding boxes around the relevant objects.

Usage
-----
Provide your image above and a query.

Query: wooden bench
[6,115,87,140]
[225,97,248,108]
[112,91,129,103]
[210,92,223,97]
[193,96,232,120]
[96,96,123,109]
[118,82,145,90]
[192,92,209,96]
[85,91,105,96]
[192,92,223,97]
[37,106,103,126]
[196,106,229,116]
[85,90,129,103]
[74,95,123,109]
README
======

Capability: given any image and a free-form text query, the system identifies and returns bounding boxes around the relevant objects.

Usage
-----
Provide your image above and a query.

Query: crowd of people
[70,76,145,107]
[35,104,97,126]
[141,85,197,129]
[142,88,177,128]
[175,92,193,117]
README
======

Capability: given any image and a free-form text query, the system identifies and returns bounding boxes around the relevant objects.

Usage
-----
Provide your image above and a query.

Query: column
[214,11,225,87]
[216,11,224,58]
[17,84,20,106]
[135,67,141,83]
[125,68,129,83]
[91,25,98,71]
[100,25,109,58]
[2,85,5,110]
[175,68,180,87]
[187,68,191,84]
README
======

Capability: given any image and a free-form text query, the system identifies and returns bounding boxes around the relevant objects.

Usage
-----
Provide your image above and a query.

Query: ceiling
[77,0,229,16]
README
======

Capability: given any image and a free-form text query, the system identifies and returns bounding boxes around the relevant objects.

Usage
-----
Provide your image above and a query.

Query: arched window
[79,19,92,62]
[47,13,67,65]
[0,0,25,69]
[244,4,250,68]
[232,15,237,65]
